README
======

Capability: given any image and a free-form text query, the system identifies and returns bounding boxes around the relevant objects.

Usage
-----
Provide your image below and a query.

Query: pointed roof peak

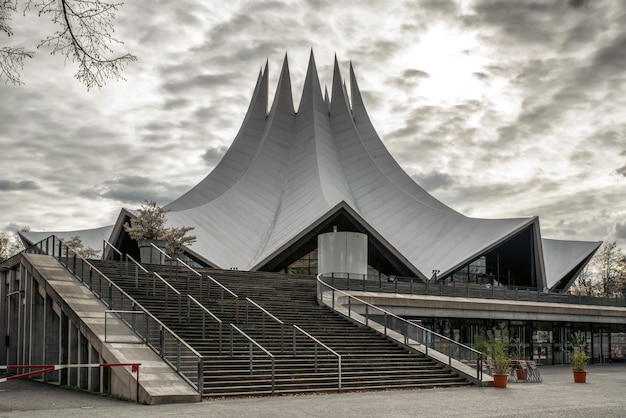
[297,47,324,112]
[280,51,290,74]
[268,50,294,114]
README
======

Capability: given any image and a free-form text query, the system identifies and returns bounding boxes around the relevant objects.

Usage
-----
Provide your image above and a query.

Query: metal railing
[102,239,124,261]
[25,235,205,393]
[317,273,483,383]
[187,295,223,354]
[245,297,285,353]
[151,272,182,320]
[293,325,341,390]
[325,272,626,308]
[206,274,239,322]
[126,254,149,289]
[230,323,275,394]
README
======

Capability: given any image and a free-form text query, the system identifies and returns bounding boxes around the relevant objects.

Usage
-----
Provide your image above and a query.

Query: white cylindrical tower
[318,229,367,277]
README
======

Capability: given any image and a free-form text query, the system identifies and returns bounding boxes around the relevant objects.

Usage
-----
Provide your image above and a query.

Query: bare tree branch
[1,0,136,88]
[0,46,33,85]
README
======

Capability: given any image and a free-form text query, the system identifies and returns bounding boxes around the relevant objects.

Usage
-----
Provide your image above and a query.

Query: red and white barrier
[0,363,141,401]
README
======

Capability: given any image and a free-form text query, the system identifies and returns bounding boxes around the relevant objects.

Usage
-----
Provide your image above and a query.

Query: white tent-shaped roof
[23,52,601,291]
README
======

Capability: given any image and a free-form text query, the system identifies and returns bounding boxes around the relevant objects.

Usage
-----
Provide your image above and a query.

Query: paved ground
[1,364,625,417]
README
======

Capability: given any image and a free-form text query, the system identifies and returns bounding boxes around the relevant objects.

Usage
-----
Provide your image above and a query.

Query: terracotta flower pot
[493,373,508,388]
[516,369,528,380]
[573,370,587,383]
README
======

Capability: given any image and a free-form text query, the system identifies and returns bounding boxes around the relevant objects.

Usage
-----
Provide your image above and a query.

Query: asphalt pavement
[1,364,625,417]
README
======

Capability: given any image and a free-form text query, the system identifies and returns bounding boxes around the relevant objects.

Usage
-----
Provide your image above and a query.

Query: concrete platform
[1,364,625,417]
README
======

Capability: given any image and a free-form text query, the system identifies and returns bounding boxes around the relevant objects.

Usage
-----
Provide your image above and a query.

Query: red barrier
[0,363,141,401]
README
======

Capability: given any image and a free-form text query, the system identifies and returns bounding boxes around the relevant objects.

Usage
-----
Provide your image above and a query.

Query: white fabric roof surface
[21,53,600,289]
[542,238,602,289]
[145,53,541,280]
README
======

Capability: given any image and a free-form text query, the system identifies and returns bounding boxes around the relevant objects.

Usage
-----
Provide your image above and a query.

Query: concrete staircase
[90,260,472,397]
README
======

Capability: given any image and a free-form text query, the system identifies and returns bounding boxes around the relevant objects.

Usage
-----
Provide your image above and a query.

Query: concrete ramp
[0,254,200,404]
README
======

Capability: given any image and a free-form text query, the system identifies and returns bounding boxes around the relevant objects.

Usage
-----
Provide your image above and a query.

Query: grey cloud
[202,146,228,166]
[473,72,489,80]
[0,180,40,191]
[569,150,593,163]
[163,98,190,110]
[403,69,430,79]
[162,73,239,94]
[418,0,458,15]
[411,171,456,191]
[614,164,626,177]
[473,0,562,46]
[615,222,626,239]
[568,0,593,9]
[81,175,191,206]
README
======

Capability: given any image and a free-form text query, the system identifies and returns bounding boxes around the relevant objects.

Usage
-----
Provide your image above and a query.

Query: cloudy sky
[1,0,625,251]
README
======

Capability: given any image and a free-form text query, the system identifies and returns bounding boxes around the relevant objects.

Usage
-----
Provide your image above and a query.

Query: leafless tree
[61,235,100,259]
[594,241,626,297]
[1,0,135,88]
[0,231,22,262]
[571,241,626,297]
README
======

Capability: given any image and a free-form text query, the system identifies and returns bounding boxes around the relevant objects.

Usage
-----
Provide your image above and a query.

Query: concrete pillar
[79,333,88,390]
[30,281,45,367]
[89,344,100,392]
[59,312,69,385]
[69,322,78,386]
[44,295,60,383]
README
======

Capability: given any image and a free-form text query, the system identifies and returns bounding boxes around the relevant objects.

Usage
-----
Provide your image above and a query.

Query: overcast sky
[1,0,625,251]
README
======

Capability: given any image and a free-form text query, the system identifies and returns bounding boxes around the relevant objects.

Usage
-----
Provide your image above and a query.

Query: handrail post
[384,312,387,335]
[281,323,285,354]
[235,296,239,324]
[338,356,342,390]
[178,293,182,323]
[271,358,275,394]
[249,341,253,375]
[219,323,222,355]
[197,358,204,395]
[230,326,234,357]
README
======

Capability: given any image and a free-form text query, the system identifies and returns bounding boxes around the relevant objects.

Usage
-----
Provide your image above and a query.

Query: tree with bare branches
[0,232,22,262]
[1,0,135,88]
[571,241,626,297]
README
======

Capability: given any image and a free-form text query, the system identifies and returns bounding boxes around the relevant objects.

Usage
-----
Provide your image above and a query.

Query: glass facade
[409,317,626,366]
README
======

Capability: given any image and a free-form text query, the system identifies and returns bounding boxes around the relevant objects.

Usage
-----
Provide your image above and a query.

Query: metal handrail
[230,323,275,394]
[206,274,239,322]
[102,239,124,261]
[126,254,149,288]
[293,325,341,390]
[153,272,182,320]
[317,273,483,383]
[187,295,223,354]
[150,243,173,260]
[326,271,626,307]
[206,274,239,298]
[25,235,205,393]
[245,297,284,352]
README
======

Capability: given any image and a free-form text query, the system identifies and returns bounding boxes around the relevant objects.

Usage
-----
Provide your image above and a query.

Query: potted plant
[475,323,511,388]
[568,331,589,383]
[511,337,528,380]
[124,200,196,264]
